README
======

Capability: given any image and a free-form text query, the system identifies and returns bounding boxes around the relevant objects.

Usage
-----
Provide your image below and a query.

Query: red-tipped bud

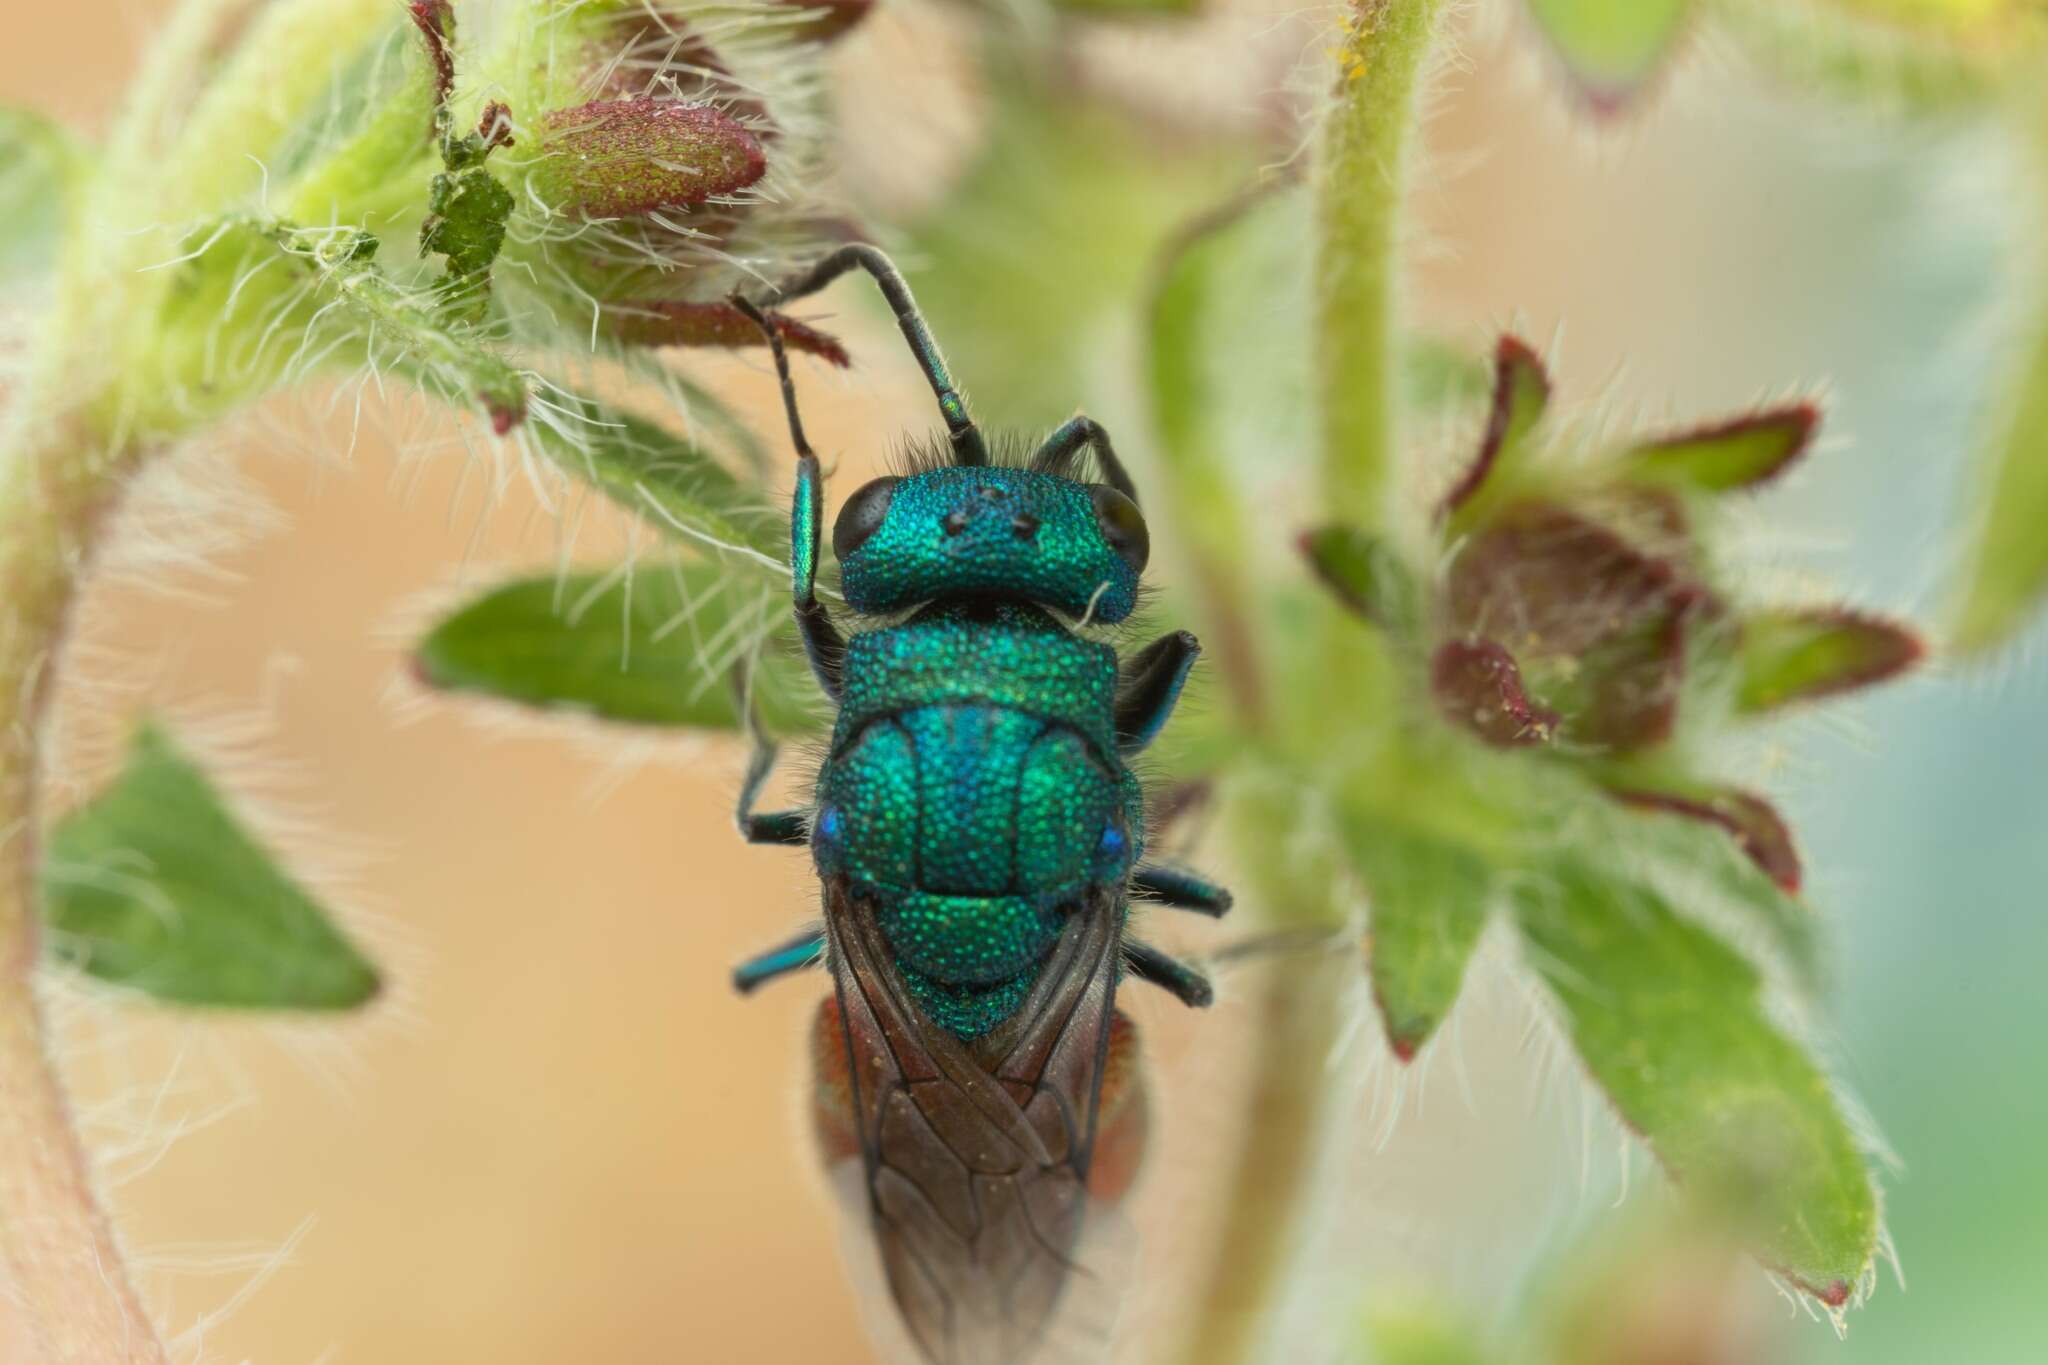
[531,99,765,219]
[1431,639,1558,747]
[1441,335,1550,518]
[1609,786,1803,892]
[1735,607,1924,713]
[607,300,849,366]
[1447,502,1709,751]
[1625,402,1820,493]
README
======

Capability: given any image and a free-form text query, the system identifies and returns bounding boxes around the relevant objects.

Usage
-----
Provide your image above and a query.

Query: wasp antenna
[731,292,817,465]
[758,244,989,466]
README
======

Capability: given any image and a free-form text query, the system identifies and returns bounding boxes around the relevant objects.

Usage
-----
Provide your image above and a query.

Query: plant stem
[1170,6,1446,1360]
[1317,0,1447,531]
[0,394,166,1364]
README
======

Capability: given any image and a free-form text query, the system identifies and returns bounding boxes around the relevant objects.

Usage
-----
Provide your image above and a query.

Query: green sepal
[1510,855,1878,1306]
[40,720,380,1010]
[1351,824,1493,1059]
[1523,0,1692,113]
[1621,402,1817,492]
[415,561,821,735]
[1442,335,1551,528]
[0,105,84,286]
[1735,606,1922,712]
[1301,525,1422,634]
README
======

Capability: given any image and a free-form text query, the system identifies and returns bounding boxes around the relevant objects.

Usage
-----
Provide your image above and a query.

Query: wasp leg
[1131,864,1234,918]
[1032,415,1138,503]
[736,734,809,846]
[732,294,846,700]
[752,244,989,467]
[1123,940,1213,1008]
[1115,631,1201,755]
[733,927,826,995]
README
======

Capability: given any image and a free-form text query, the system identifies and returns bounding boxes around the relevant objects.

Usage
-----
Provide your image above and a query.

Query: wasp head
[832,465,1147,623]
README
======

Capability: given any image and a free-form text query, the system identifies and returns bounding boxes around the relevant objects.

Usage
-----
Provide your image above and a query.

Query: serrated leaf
[1301,525,1421,634]
[415,561,821,734]
[1524,0,1692,112]
[1623,403,1818,492]
[40,721,379,1010]
[1510,856,1876,1305]
[1442,336,1551,525]
[1351,824,1493,1059]
[1,106,83,285]
[1735,607,1922,711]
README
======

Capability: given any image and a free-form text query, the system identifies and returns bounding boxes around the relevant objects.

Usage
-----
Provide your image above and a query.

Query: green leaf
[1622,403,1817,492]
[1510,856,1877,1306]
[1351,824,1493,1059]
[415,561,821,734]
[1524,0,1692,112]
[41,721,380,1010]
[1735,607,1922,711]
[1712,0,2022,112]
[0,106,84,285]
[1301,525,1422,634]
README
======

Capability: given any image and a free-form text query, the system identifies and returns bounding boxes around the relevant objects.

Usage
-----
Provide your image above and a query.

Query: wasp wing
[822,878,1126,1365]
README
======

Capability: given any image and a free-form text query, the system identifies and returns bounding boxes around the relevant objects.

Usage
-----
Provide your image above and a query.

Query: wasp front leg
[1115,631,1201,755]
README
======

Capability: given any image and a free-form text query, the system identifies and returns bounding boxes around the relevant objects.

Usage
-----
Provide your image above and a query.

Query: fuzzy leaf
[1524,0,1692,112]
[1352,824,1492,1059]
[1511,856,1877,1305]
[1735,607,1922,711]
[0,106,82,285]
[415,562,820,734]
[1301,525,1421,633]
[1623,403,1818,492]
[1442,336,1551,524]
[526,394,784,558]
[40,721,380,1010]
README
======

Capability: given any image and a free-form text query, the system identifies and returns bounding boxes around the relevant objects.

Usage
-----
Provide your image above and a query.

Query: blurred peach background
[7,2,2044,1363]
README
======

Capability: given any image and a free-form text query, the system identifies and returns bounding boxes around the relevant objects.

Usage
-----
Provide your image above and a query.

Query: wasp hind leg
[1132,864,1233,918]
[733,927,826,995]
[734,705,809,847]
[1124,940,1213,1008]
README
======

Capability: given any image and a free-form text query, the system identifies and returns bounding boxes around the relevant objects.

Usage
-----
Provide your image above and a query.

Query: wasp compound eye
[1090,485,1150,574]
[833,476,901,560]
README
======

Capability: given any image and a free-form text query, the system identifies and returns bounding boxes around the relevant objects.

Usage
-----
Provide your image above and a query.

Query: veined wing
[822,878,1126,1365]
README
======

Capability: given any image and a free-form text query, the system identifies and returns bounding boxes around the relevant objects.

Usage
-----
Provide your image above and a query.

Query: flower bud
[529,99,766,219]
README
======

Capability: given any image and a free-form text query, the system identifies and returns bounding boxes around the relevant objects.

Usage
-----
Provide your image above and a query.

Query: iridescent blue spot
[815,805,843,843]
[1097,822,1127,861]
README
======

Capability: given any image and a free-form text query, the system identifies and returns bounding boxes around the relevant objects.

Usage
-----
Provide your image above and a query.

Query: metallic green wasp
[729,247,1231,1365]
